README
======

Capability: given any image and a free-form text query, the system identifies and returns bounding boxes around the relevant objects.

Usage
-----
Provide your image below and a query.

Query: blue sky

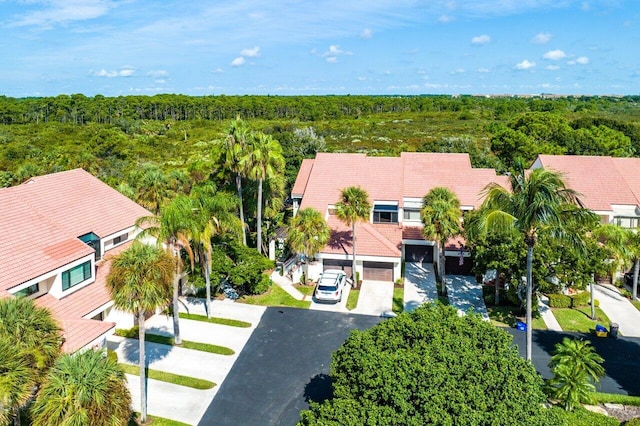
[1,0,638,97]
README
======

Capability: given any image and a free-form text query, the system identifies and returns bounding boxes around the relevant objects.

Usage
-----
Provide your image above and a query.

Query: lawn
[392,287,404,314]
[119,363,215,390]
[487,305,547,330]
[179,312,251,328]
[346,289,360,311]
[239,285,311,309]
[129,413,192,426]
[632,299,640,312]
[552,306,611,333]
[114,328,235,355]
[294,283,316,297]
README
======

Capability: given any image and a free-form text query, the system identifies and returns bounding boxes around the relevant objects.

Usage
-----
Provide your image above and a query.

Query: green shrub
[249,274,271,295]
[591,299,600,308]
[546,406,618,426]
[548,293,571,308]
[114,326,139,338]
[571,291,591,308]
[107,349,118,363]
[626,418,640,425]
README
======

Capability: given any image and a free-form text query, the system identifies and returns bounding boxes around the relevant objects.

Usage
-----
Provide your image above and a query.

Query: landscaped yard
[114,327,235,355]
[118,363,215,390]
[129,413,191,426]
[552,306,611,333]
[346,289,360,311]
[294,283,316,297]
[179,312,251,328]
[487,305,547,330]
[392,287,404,314]
[239,284,311,309]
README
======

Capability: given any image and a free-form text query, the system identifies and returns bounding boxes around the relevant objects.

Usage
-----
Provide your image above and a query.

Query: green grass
[119,363,215,390]
[487,305,547,330]
[179,312,251,328]
[129,413,193,426]
[238,285,311,308]
[552,306,611,333]
[392,287,404,314]
[294,284,316,297]
[632,299,640,312]
[114,328,235,355]
[346,289,360,311]
[594,392,640,406]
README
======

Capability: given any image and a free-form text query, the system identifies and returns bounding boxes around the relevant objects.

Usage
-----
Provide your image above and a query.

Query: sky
[1,0,639,97]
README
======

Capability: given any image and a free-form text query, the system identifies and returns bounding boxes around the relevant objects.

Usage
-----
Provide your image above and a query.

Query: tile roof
[0,169,150,292]
[293,152,507,259]
[535,155,640,211]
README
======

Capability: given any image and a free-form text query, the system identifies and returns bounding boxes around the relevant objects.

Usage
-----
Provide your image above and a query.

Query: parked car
[314,269,347,303]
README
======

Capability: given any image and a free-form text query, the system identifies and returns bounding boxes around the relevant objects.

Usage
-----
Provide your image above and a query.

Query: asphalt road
[198,307,381,426]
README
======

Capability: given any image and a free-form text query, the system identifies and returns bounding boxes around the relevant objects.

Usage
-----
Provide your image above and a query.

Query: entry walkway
[270,270,306,301]
[538,295,562,331]
[593,283,640,337]
[404,262,438,312]
[445,275,490,321]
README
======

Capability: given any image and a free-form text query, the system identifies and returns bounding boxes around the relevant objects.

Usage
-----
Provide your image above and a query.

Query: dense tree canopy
[299,304,551,425]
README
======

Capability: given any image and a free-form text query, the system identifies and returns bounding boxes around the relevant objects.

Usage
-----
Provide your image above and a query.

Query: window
[112,233,128,245]
[614,216,639,229]
[373,204,398,224]
[403,208,421,222]
[14,283,39,298]
[62,261,92,291]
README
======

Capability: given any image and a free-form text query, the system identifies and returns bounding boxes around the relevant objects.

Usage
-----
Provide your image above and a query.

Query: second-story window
[614,216,639,229]
[62,261,92,291]
[403,208,421,222]
[373,204,398,224]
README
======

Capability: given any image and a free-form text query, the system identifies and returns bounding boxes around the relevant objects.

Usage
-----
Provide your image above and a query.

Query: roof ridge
[359,222,401,255]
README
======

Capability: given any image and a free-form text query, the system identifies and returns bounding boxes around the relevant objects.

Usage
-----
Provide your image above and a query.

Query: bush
[106,349,118,363]
[626,418,640,425]
[591,299,600,308]
[571,291,591,308]
[549,293,572,308]
[546,406,618,426]
[249,274,271,295]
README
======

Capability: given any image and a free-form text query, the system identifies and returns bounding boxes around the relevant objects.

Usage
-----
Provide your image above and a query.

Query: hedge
[548,294,571,308]
[571,291,591,308]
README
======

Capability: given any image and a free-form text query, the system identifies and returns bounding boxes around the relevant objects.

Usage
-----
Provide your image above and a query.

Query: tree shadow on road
[303,373,333,404]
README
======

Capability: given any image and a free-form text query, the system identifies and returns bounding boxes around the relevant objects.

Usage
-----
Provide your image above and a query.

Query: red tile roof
[535,155,640,211]
[325,216,401,258]
[291,159,314,197]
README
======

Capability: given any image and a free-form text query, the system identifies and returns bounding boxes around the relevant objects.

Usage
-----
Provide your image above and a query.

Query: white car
[314,270,348,303]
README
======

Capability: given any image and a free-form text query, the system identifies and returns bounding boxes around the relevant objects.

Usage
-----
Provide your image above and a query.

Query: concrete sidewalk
[593,284,640,337]
[404,262,438,312]
[445,275,490,321]
[270,270,306,301]
[538,295,562,331]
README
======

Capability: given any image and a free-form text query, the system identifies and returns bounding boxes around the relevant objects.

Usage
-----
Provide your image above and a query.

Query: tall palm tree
[478,166,583,361]
[288,208,331,281]
[547,337,604,411]
[190,184,242,318]
[132,164,171,215]
[335,186,372,285]
[242,132,285,254]
[106,242,174,424]
[223,116,250,246]
[136,194,196,345]
[31,349,132,425]
[0,297,61,425]
[421,187,462,294]
[629,230,640,301]
[0,337,37,425]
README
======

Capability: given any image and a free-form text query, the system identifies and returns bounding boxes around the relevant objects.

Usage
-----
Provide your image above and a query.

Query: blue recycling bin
[516,321,527,332]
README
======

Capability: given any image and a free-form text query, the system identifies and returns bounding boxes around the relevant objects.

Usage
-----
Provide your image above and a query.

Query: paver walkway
[593,283,640,337]
[404,262,438,312]
[538,295,562,331]
[445,275,490,320]
[353,280,394,316]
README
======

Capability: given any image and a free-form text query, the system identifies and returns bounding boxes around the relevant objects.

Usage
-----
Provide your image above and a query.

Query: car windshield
[318,285,338,292]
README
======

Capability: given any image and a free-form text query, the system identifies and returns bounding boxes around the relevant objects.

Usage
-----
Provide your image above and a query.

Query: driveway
[445,275,489,320]
[309,282,351,312]
[593,284,640,337]
[352,280,393,316]
[404,262,438,312]
[199,308,381,426]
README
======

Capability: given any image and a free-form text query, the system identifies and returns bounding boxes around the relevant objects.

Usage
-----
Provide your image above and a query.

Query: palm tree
[421,187,462,294]
[242,132,285,255]
[31,349,132,425]
[0,297,61,425]
[335,186,372,285]
[547,337,604,411]
[478,166,582,361]
[136,194,196,346]
[190,184,242,318]
[131,164,171,215]
[223,116,250,246]
[288,208,331,282]
[106,242,174,424]
[629,230,640,301]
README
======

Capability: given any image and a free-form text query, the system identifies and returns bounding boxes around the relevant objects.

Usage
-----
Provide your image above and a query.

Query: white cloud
[547,65,560,70]
[438,15,454,23]
[543,50,566,60]
[322,45,352,63]
[147,70,168,78]
[230,57,245,66]
[93,67,135,78]
[450,68,465,74]
[576,56,589,64]
[471,34,490,44]
[360,28,373,39]
[532,32,552,44]
[477,67,490,73]
[9,0,115,27]
[240,46,260,57]
[515,59,535,70]
[212,68,224,73]
[326,56,338,63]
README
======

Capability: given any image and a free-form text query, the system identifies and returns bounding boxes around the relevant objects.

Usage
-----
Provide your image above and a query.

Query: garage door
[323,259,352,278]
[445,256,474,276]
[404,245,434,263]
[363,262,394,281]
